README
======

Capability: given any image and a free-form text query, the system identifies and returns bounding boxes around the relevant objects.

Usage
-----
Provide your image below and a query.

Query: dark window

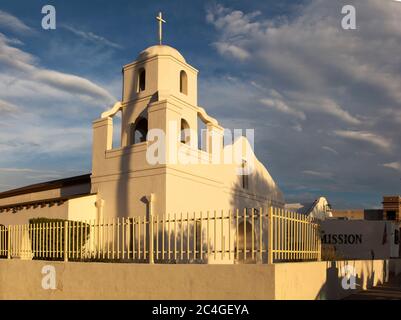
[180,118,190,144]
[387,211,396,221]
[180,70,188,95]
[138,68,146,92]
[131,117,148,144]
[242,160,249,189]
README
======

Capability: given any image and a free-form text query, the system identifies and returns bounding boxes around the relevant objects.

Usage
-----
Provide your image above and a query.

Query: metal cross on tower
[156,12,166,45]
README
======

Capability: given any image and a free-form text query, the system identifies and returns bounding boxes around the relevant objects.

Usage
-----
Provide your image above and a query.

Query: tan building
[383,196,401,221]
[330,196,401,221]
[0,42,284,226]
[331,209,365,220]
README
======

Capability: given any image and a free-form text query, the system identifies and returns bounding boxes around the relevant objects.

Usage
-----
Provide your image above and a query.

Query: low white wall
[274,259,401,300]
[0,259,399,300]
[0,260,275,300]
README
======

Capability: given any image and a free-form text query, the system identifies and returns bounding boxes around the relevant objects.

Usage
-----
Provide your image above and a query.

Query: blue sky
[0,0,400,209]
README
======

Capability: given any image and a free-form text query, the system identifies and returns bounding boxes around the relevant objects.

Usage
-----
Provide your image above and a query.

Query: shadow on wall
[228,170,284,264]
[229,169,284,212]
[153,225,211,264]
[115,50,158,220]
[315,259,384,300]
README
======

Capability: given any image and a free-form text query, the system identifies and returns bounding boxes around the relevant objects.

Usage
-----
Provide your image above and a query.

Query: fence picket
[259,208,262,262]
[138,216,141,260]
[251,208,255,260]
[214,210,217,260]
[187,212,190,261]
[220,210,224,260]
[180,213,184,261]
[133,218,137,260]
[194,212,197,261]
[143,215,147,260]
[228,210,231,260]
[236,209,239,261]
[207,211,210,259]
[168,213,171,261]
[174,214,177,261]
[156,215,159,261]
[162,214,165,260]
[200,212,203,261]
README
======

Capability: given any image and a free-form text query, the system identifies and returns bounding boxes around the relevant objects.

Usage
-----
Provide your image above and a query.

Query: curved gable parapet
[101,101,122,119]
[197,106,221,129]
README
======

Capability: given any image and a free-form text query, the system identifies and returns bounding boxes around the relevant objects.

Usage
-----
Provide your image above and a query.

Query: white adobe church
[0,15,284,226]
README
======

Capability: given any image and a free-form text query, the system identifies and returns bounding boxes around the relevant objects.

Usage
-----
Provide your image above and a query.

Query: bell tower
[119,44,199,147]
[91,15,203,218]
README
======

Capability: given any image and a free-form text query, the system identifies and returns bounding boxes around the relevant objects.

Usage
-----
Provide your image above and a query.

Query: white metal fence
[0,206,321,263]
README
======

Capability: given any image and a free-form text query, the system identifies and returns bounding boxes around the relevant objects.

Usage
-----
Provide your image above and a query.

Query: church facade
[0,44,284,226]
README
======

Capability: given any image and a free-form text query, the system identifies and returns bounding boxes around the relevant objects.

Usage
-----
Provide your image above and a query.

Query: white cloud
[206,5,263,39]
[206,3,369,125]
[295,96,361,125]
[0,99,18,113]
[0,32,23,46]
[382,162,401,172]
[333,130,392,151]
[213,42,250,60]
[0,167,39,173]
[260,98,306,120]
[0,10,32,34]
[302,170,333,179]
[274,92,362,125]
[0,124,91,156]
[0,32,116,106]
[34,69,116,103]
[322,146,338,155]
[206,6,263,59]
[62,25,123,49]
[383,109,401,125]
[207,1,401,123]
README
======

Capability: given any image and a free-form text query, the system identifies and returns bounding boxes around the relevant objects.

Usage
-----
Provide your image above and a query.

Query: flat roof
[0,193,95,211]
[383,196,401,201]
[0,174,91,200]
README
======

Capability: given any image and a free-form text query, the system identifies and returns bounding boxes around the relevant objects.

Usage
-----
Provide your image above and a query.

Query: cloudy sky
[0,0,400,209]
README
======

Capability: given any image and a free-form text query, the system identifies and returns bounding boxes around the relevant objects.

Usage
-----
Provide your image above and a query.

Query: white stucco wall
[0,259,400,300]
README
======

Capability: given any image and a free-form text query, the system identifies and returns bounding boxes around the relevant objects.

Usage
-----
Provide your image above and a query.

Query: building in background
[286,196,332,220]
[330,196,401,222]
[383,196,401,221]
[331,209,384,220]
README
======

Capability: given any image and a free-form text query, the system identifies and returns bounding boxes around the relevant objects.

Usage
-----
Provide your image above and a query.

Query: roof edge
[0,174,91,200]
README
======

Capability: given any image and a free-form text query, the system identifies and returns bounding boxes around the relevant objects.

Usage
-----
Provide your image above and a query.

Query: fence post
[268,206,273,264]
[147,193,155,264]
[7,225,11,259]
[317,225,322,261]
[64,221,69,262]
